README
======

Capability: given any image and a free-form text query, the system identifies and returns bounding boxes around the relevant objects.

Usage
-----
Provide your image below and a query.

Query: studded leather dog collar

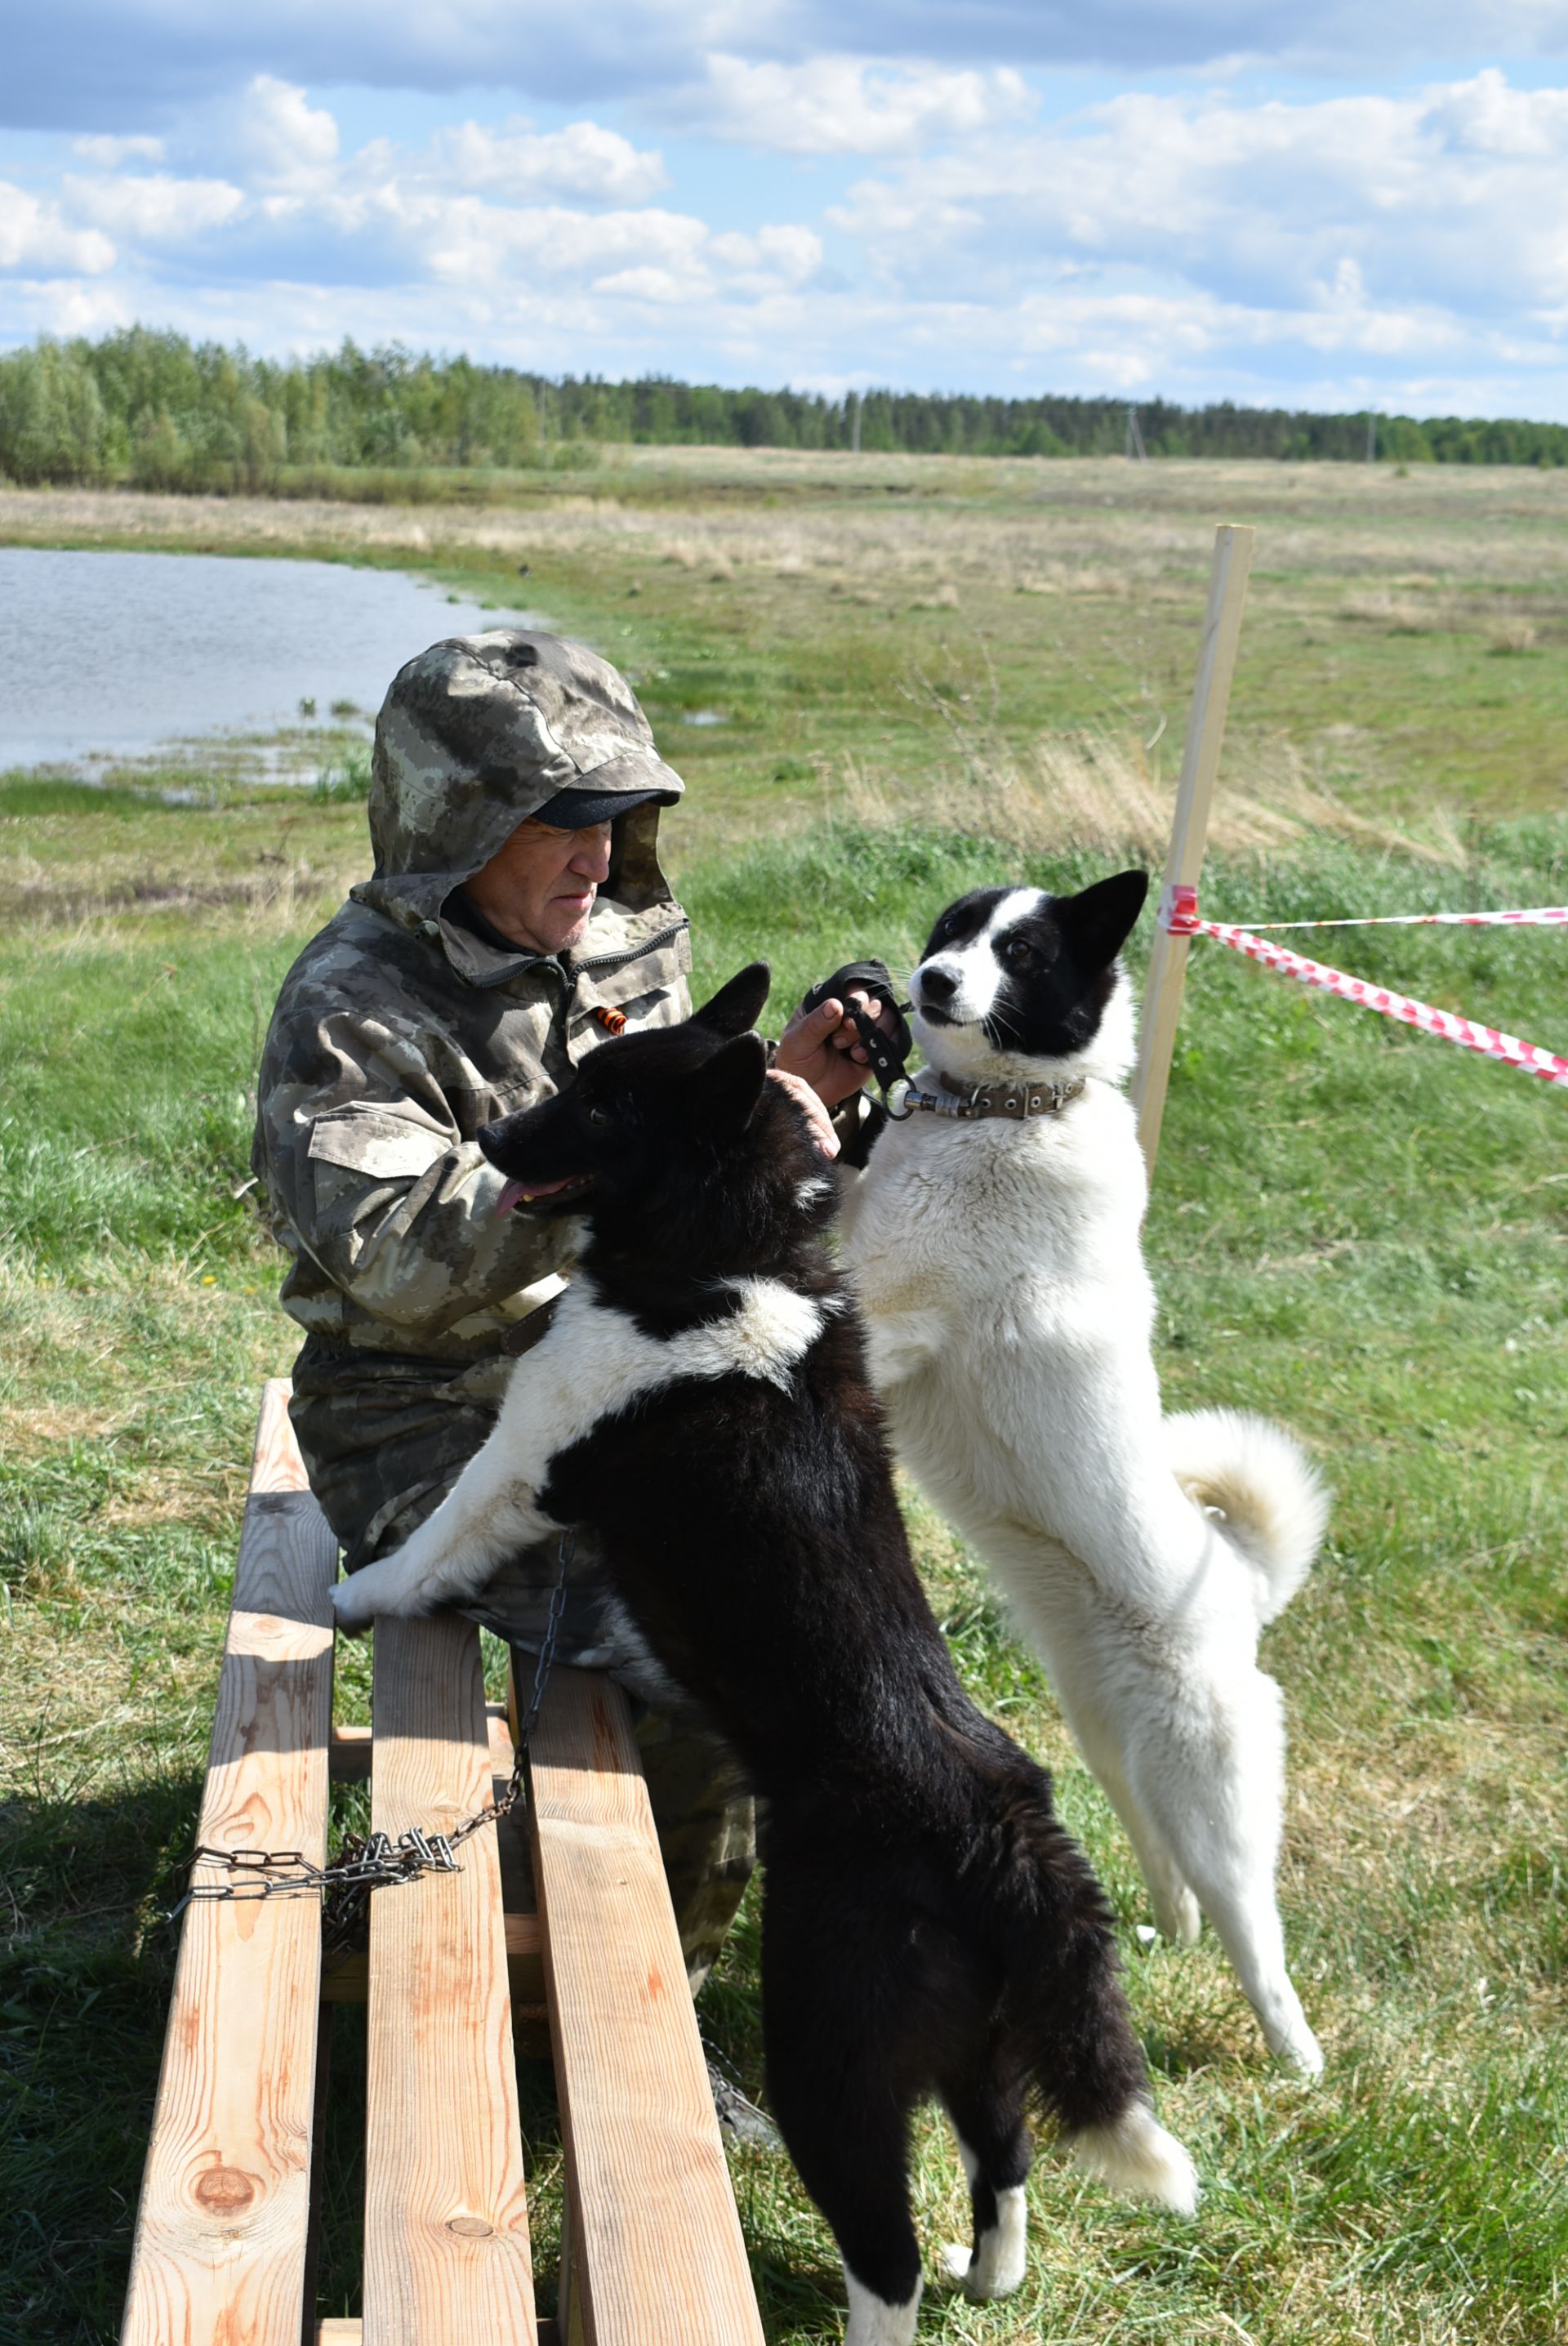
[885,1074,1086,1122]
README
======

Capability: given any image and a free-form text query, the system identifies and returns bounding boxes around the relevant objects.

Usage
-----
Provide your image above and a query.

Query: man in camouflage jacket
[252,628,873,1987]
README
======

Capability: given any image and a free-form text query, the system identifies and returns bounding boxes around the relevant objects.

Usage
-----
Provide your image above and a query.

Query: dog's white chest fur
[840,1080,1202,1618]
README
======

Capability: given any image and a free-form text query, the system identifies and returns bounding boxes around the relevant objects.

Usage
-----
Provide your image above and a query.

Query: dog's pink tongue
[495,1175,575,1214]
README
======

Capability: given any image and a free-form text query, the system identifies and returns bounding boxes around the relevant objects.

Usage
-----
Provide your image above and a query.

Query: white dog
[839,872,1329,2074]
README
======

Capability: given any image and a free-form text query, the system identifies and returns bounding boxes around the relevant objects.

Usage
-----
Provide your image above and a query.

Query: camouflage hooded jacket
[251,630,692,1564]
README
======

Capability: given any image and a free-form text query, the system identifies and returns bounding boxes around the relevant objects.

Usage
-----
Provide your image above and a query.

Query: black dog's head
[478,961,834,1273]
[908,870,1148,1086]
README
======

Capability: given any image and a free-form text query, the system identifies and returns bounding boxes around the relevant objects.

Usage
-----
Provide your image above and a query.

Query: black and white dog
[333,964,1195,2345]
[839,876,1330,2076]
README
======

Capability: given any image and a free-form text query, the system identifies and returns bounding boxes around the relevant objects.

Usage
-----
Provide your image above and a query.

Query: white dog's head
[908,872,1148,1089]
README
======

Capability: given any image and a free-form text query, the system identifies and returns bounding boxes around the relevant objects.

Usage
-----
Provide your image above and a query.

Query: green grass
[3,463,1567,2342]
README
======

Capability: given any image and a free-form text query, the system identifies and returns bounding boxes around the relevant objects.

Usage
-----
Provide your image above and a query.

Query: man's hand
[766,1069,839,1159]
[775,988,901,1109]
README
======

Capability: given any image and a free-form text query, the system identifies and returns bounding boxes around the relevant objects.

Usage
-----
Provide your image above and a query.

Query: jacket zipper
[572,916,690,978]
[467,914,689,993]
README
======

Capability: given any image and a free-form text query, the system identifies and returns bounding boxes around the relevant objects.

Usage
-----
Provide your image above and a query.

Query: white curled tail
[1167,1407,1329,1625]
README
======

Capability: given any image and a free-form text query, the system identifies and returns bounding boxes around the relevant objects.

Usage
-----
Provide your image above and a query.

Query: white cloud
[1425,65,1568,154]
[590,264,702,304]
[710,224,822,283]
[439,118,667,203]
[828,74,1568,319]
[62,173,246,242]
[70,133,166,167]
[10,274,134,336]
[405,195,708,290]
[0,184,116,274]
[675,53,1033,153]
[234,74,341,190]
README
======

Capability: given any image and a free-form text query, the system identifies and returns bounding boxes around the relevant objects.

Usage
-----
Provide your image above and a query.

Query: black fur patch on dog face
[476,960,838,1331]
[913,872,1147,1062]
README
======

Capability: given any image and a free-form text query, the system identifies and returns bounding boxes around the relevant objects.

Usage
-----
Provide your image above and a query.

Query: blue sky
[4,2,1568,417]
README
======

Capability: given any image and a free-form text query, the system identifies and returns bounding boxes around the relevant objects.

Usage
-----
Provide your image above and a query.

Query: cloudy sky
[4,2,1568,417]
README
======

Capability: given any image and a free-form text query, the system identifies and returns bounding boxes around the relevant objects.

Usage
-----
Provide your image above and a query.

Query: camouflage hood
[350,628,685,948]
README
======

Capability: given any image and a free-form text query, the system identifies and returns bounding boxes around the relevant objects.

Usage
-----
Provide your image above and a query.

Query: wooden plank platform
[125,1383,765,2346]
[122,1380,337,2346]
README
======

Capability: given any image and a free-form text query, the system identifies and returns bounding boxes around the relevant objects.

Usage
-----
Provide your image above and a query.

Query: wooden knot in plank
[191,2163,259,2216]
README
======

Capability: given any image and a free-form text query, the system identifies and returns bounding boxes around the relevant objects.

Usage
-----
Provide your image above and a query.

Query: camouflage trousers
[290,1349,755,1990]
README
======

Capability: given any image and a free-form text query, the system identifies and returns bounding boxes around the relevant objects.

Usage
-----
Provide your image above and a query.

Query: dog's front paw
[331,1550,427,1635]
[330,1572,381,1636]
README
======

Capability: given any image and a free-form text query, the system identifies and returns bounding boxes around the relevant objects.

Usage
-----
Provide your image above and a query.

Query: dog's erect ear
[1056,869,1149,968]
[690,961,772,1037]
[688,1030,769,1137]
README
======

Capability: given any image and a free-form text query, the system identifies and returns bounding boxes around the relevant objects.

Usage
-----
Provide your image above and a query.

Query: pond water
[0,546,541,772]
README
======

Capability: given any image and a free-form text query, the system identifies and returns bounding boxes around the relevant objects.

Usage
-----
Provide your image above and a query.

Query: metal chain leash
[168,1528,577,1962]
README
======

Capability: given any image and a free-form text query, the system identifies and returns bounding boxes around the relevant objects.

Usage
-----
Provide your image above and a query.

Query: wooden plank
[328,1722,373,1781]
[122,1380,336,2346]
[362,1614,537,2344]
[313,2322,560,2346]
[332,1708,523,1779]
[321,1912,543,2005]
[1130,521,1255,1175]
[523,1666,764,2346]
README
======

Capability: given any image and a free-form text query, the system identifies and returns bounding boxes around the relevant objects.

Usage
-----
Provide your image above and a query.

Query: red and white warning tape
[1160,884,1568,1090]
[1214,905,1568,932]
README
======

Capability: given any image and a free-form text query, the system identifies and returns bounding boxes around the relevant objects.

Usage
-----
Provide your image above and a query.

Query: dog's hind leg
[940,2064,1031,2301]
[981,1544,1202,1948]
[1054,1703,1202,1947]
[762,1902,924,2346]
[1123,1659,1323,2076]
[995,1546,1319,2072]
[768,2062,923,2346]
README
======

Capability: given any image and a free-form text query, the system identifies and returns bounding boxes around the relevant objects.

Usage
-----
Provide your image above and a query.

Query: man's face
[464,816,614,955]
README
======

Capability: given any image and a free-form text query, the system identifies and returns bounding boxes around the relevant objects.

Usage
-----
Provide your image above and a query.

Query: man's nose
[571,823,613,879]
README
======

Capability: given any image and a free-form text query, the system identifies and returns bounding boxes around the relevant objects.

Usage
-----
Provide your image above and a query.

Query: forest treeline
[2,327,1566,493]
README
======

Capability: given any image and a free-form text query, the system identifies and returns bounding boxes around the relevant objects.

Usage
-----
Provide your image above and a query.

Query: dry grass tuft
[1488,618,1539,654]
[1339,592,1446,633]
[0,1401,128,1456]
[846,720,1468,869]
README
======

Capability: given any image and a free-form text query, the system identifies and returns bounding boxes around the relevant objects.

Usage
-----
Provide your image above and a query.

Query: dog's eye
[1001,939,1032,967]
[587,1104,612,1126]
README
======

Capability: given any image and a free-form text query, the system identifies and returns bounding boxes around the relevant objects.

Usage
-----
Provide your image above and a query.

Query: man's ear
[691,961,772,1037]
[689,1031,769,1137]
[1057,869,1148,968]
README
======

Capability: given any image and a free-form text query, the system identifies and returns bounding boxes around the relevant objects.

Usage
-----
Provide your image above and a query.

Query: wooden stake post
[1130,523,1254,1175]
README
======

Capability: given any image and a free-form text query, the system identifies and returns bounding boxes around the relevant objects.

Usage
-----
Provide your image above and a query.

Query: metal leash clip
[799,959,914,1100]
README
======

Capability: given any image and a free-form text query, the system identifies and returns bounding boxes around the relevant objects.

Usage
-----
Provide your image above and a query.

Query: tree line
[2,326,1564,492]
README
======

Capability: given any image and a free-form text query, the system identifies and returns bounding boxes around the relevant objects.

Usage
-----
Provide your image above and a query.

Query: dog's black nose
[476,1122,503,1162]
[919,965,956,1004]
